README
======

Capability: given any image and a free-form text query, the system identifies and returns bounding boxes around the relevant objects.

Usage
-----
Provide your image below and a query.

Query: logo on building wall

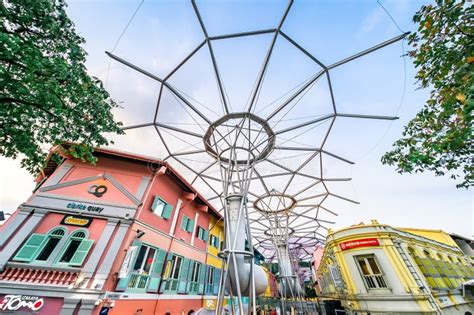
[61,215,93,227]
[0,295,45,312]
[339,238,379,251]
[88,184,108,197]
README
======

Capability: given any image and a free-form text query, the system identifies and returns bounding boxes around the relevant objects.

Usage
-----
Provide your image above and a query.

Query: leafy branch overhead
[0,0,123,174]
[382,0,473,188]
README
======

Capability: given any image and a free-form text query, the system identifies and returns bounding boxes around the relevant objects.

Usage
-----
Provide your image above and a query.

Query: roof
[41,143,222,219]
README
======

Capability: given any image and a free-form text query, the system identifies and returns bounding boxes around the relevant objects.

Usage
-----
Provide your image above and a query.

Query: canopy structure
[106,0,407,311]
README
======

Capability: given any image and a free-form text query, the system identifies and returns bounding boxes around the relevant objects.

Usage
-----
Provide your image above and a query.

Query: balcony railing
[363,274,387,289]
[127,273,150,292]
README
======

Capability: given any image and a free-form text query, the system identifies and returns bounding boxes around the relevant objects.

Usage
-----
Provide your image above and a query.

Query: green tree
[1,0,122,174]
[382,0,473,188]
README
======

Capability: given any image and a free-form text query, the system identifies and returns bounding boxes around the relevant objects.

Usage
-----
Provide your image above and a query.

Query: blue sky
[1,0,471,238]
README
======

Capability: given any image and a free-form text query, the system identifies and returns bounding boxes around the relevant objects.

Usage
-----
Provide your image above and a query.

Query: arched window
[36,228,66,261]
[57,229,90,265]
[13,227,66,263]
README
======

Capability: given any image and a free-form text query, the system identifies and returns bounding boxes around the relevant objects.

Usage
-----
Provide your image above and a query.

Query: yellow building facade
[202,214,225,311]
[316,220,474,314]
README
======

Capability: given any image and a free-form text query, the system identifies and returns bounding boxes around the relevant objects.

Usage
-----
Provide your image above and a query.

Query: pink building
[0,145,223,314]
[311,245,325,294]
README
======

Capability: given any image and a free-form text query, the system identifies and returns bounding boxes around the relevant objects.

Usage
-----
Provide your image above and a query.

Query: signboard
[61,215,93,227]
[0,295,44,312]
[339,238,379,251]
[99,306,110,315]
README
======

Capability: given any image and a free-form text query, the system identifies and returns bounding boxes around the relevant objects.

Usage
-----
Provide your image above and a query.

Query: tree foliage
[382,0,473,188]
[1,0,122,174]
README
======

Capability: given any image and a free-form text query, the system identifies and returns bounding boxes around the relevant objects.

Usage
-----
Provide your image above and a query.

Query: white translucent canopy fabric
[106,0,407,261]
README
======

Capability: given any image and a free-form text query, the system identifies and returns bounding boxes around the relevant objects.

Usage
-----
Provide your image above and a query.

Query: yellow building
[316,220,474,314]
[202,214,225,311]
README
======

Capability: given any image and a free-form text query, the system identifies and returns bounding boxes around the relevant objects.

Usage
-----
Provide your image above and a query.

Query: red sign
[339,238,379,251]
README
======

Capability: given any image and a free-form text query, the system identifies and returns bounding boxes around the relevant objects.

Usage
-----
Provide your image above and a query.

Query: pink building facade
[0,145,222,314]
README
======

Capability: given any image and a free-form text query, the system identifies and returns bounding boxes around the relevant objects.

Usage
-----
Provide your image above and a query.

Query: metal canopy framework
[107,0,407,292]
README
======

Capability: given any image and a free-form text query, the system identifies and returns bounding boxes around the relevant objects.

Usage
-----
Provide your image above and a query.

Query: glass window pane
[59,240,82,263]
[36,238,61,261]
[133,246,148,271]
[172,256,182,279]
[143,248,156,273]
[367,257,381,274]
[357,258,370,275]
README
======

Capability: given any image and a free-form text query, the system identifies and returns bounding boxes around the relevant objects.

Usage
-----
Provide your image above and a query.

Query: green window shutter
[69,239,94,266]
[181,216,189,231]
[203,230,209,242]
[214,236,220,248]
[198,262,206,294]
[147,249,167,293]
[162,204,173,219]
[177,258,191,293]
[187,219,195,233]
[213,268,221,295]
[197,227,203,239]
[13,233,47,262]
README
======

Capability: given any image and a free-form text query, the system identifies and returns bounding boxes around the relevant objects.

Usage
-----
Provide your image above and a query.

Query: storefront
[316,219,474,314]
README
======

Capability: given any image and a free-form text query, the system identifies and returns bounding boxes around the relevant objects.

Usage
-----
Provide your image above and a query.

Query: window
[209,235,219,248]
[13,228,66,263]
[355,255,388,289]
[151,196,173,219]
[206,266,214,294]
[188,261,202,294]
[133,244,156,274]
[56,230,93,266]
[196,227,208,241]
[171,255,183,280]
[35,228,65,261]
[181,215,194,233]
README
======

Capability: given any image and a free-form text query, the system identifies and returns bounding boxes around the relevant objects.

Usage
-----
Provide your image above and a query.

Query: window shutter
[13,233,47,262]
[203,230,209,242]
[177,258,191,293]
[162,204,173,219]
[68,239,94,266]
[214,236,220,248]
[213,268,221,295]
[115,240,141,291]
[187,219,195,233]
[160,254,174,293]
[181,216,189,231]
[198,262,206,294]
[151,196,161,212]
[147,249,167,293]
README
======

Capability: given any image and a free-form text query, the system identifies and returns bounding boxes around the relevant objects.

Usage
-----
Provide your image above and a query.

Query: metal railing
[127,273,149,291]
[363,274,387,289]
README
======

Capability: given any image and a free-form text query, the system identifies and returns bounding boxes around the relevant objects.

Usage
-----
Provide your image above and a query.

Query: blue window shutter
[147,249,167,293]
[198,262,206,294]
[162,204,173,219]
[13,233,47,262]
[187,219,195,233]
[214,236,220,248]
[177,258,191,293]
[181,216,189,231]
[69,239,94,266]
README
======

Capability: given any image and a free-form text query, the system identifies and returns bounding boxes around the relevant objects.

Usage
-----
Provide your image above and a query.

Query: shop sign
[61,215,93,227]
[0,295,44,312]
[67,202,104,213]
[339,238,379,251]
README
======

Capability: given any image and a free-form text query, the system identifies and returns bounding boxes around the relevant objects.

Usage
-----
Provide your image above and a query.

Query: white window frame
[354,254,389,290]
